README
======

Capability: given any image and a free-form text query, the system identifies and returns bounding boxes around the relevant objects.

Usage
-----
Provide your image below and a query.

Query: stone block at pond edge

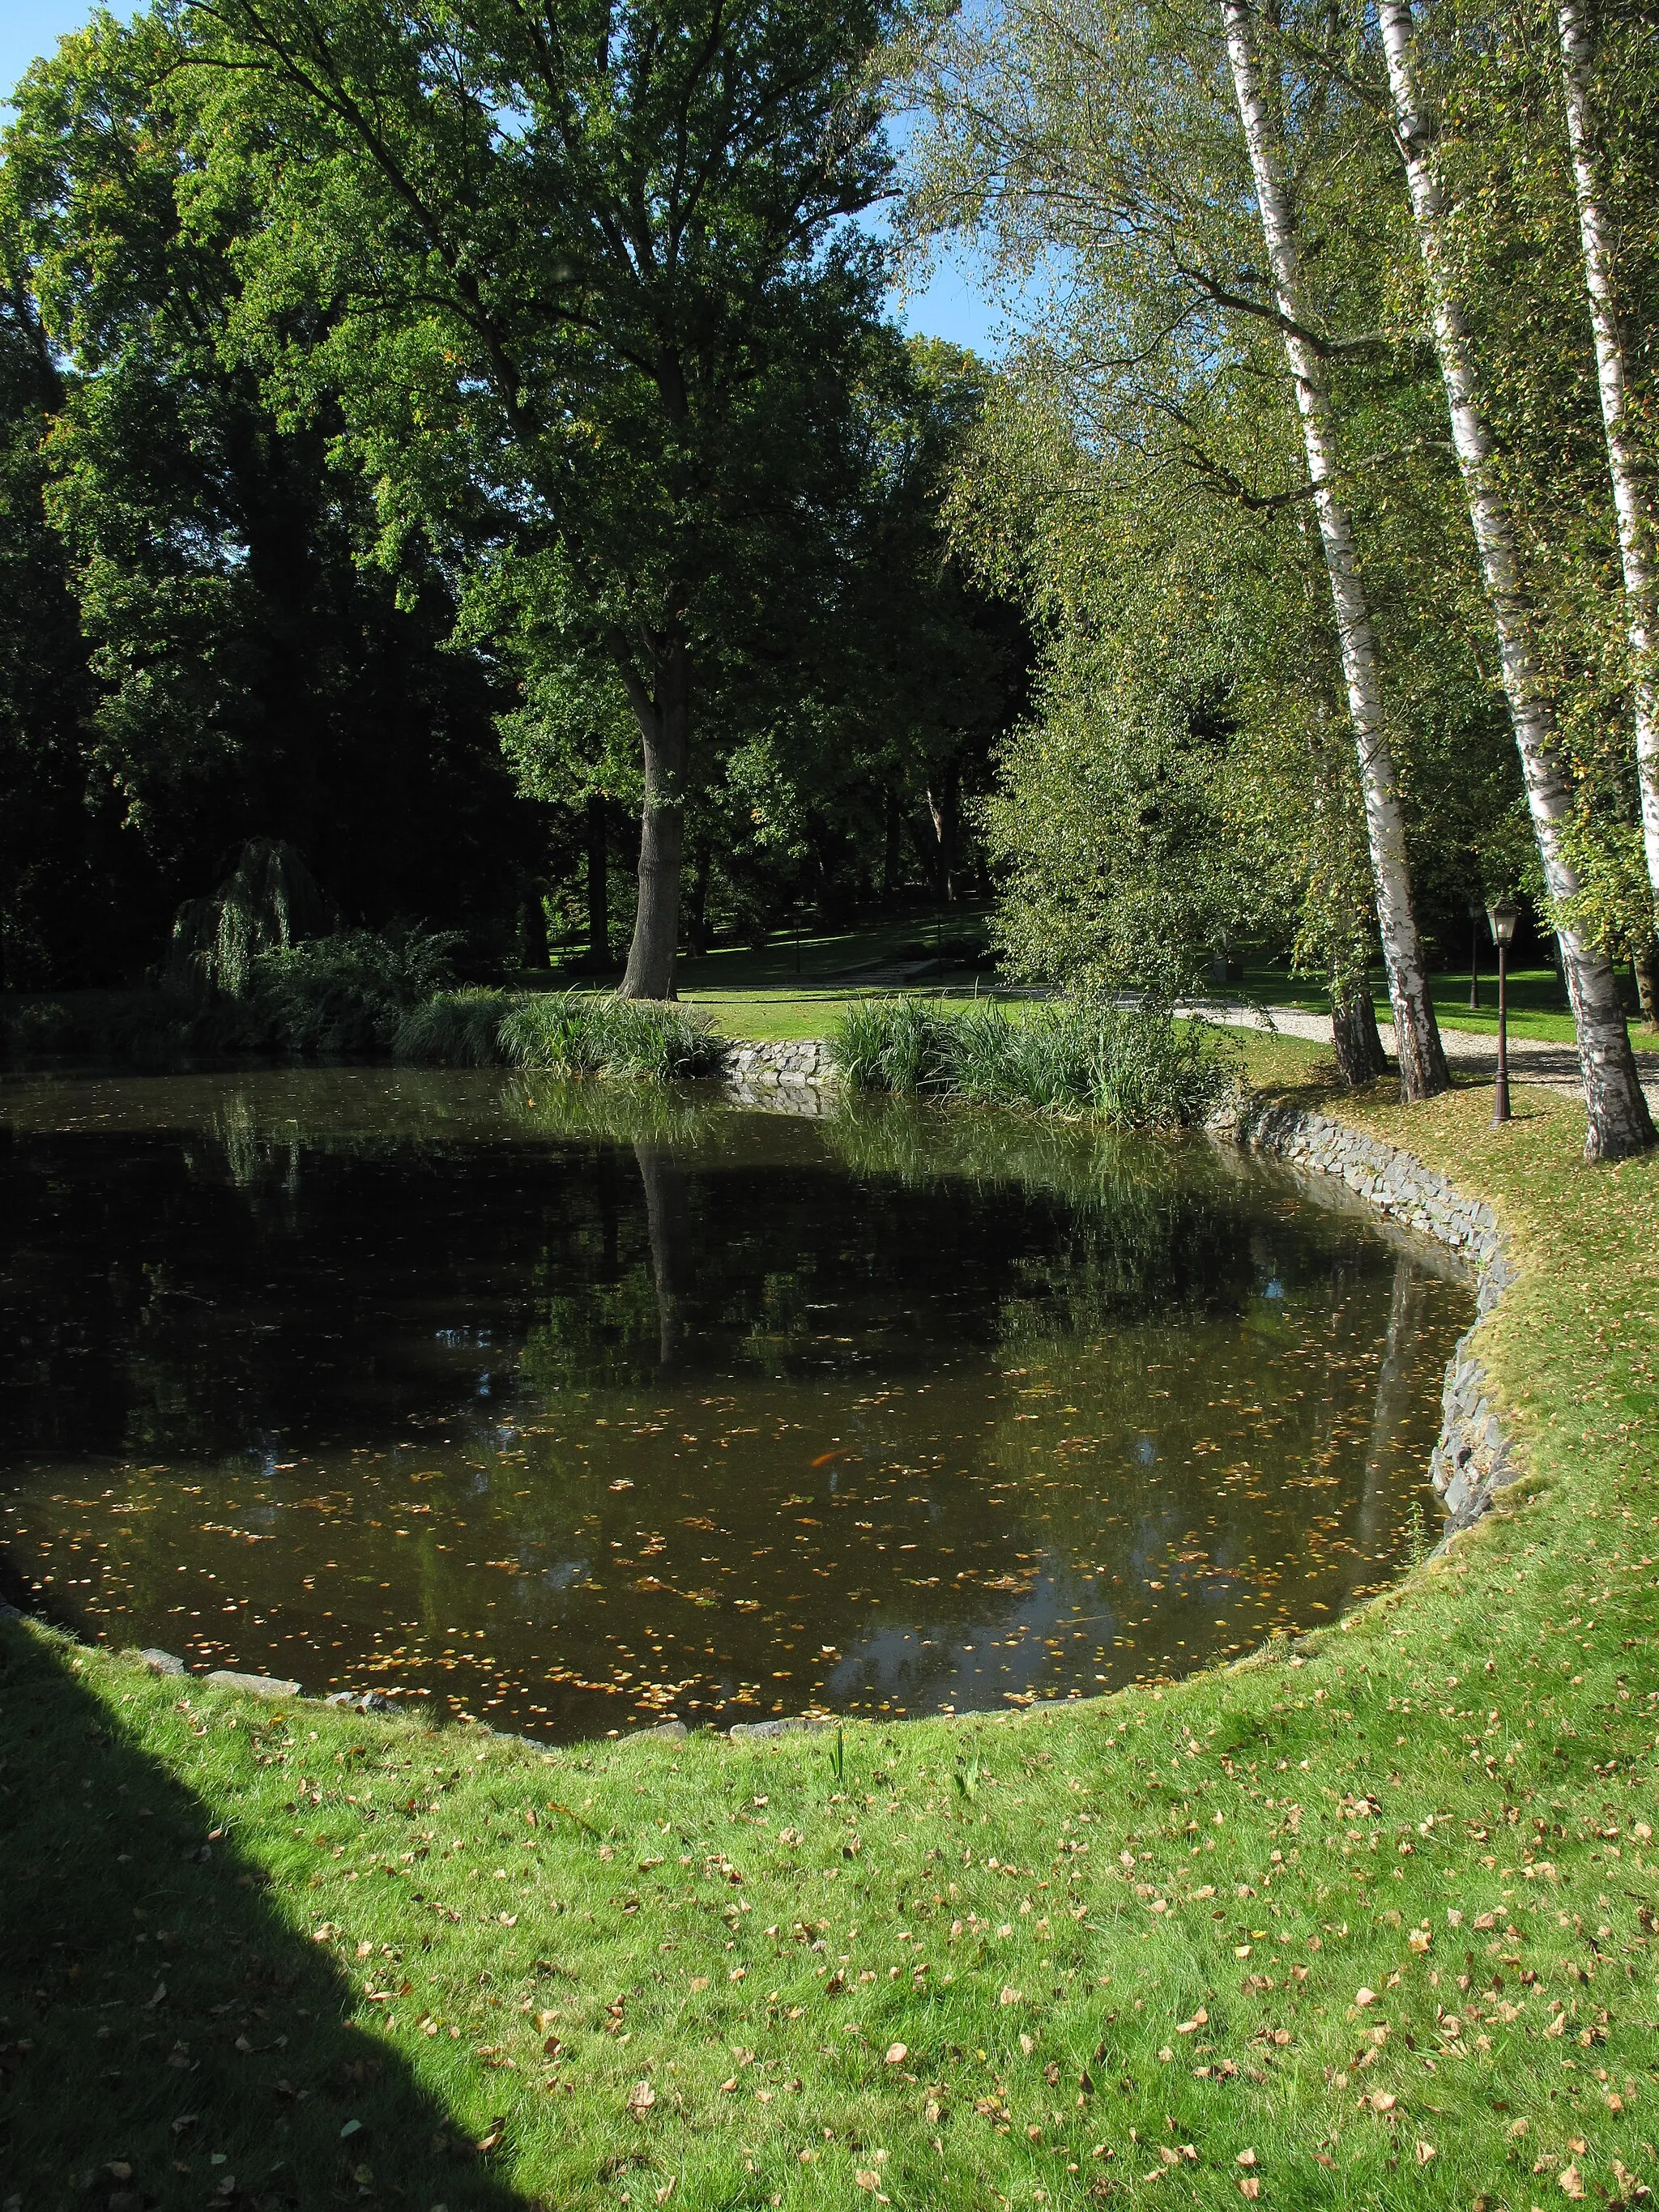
[206,1669,301,1699]
[139,1647,186,1676]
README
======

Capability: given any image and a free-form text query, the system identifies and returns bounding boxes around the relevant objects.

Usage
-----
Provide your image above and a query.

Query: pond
[0,1068,1471,1741]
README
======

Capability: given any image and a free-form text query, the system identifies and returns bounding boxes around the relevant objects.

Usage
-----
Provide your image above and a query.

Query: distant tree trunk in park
[1634,941,1659,1028]
[883,788,902,899]
[1222,0,1449,1105]
[633,1143,693,1370]
[684,841,712,957]
[621,636,688,1000]
[1555,0,1659,913]
[1332,974,1388,1087]
[522,885,550,970]
[1379,0,1655,1160]
[586,795,609,969]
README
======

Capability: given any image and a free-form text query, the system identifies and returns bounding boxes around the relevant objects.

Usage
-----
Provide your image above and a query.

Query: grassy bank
[4,1041,1658,2211]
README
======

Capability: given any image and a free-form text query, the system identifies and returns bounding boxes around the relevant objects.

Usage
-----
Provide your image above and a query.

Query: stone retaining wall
[719,1038,837,1089]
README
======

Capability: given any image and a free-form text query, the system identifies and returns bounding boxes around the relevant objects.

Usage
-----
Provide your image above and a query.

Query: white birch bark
[1222,0,1448,1101]
[1378,0,1655,1160]
[1555,0,1659,909]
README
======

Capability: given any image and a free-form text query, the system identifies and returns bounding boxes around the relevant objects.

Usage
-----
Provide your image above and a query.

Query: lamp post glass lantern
[1486,897,1519,1125]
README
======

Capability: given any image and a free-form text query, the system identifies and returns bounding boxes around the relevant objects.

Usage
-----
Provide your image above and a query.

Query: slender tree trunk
[1332,971,1388,1087]
[684,839,711,957]
[1634,940,1659,1028]
[522,884,549,970]
[1555,0,1659,909]
[620,637,689,1001]
[586,794,609,968]
[1379,0,1654,1160]
[1222,0,1449,1104]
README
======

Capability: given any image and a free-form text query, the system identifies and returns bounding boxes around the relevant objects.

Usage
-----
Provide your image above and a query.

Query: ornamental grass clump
[500,991,723,1080]
[827,995,957,1092]
[830,995,1228,1128]
[391,987,514,1066]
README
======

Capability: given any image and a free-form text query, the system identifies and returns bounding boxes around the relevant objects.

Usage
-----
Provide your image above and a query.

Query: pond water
[0,1068,1470,1741]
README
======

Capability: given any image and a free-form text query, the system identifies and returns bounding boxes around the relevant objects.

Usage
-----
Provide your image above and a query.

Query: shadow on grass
[0,1621,531,2212]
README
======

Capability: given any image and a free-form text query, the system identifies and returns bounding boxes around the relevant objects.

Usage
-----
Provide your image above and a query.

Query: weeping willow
[167,839,333,999]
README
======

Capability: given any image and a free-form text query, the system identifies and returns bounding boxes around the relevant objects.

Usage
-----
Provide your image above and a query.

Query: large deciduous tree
[186,0,905,997]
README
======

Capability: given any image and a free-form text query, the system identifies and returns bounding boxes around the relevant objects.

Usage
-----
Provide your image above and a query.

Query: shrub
[393,989,514,1067]
[500,991,723,1080]
[827,995,1230,1129]
[232,927,463,1055]
[168,839,334,1001]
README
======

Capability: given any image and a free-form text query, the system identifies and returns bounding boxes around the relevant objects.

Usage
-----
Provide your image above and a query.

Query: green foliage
[829,995,1230,1127]
[231,928,461,1056]
[500,992,723,1081]
[828,994,957,1091]
[391,989,514,1069]
[167,837,332,1000]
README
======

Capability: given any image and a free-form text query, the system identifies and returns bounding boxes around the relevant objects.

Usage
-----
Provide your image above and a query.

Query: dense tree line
[0,1,1026,996]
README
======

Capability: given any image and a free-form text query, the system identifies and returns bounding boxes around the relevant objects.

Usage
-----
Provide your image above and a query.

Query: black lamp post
[1486,896,1519,1125]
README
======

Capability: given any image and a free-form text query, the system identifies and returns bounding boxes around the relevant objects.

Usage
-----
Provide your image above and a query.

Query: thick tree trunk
[1222,0,1449,1105]
[586,793,609,968]
[1556,0,1659,910]
[1332,972,1388,1087]
[1379,0,1656,1161]
[620,637,689,1001]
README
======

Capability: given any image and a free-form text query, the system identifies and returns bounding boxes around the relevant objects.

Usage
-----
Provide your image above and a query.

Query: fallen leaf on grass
[1239,2180,1260,2201]
[1236,2150,1256,2167]
[1415,2141,1435,2166]
[627,2082,656,2119]
[1369,2091,1397,2113]
[1559,2169,1585,2201]
[885,2044,907,2065]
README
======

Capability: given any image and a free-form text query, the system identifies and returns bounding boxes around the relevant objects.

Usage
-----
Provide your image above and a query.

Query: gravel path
[1186,999,1659,1108]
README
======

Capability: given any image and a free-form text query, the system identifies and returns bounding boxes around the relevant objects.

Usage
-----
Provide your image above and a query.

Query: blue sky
[2,0,1007,353]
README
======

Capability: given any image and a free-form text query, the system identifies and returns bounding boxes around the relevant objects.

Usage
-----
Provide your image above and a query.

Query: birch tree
[1377,0,1655,1160]
[1222,0,1448,1101]
[1554,0,1659,918]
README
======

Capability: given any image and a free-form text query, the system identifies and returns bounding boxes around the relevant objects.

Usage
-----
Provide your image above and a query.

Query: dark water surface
[0,1068,1470,1739]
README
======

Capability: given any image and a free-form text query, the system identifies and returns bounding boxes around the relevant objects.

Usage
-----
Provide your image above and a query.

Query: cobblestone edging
[1218,1090,1521,1536]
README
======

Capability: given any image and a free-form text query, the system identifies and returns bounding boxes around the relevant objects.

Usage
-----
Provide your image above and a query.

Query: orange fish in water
[810,1448,851,1468]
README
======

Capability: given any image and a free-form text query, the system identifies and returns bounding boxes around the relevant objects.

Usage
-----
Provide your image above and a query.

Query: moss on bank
[3,1045,1657,2211]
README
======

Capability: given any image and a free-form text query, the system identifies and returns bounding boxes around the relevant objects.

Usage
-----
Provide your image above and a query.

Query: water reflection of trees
[0,1070,1473,1730]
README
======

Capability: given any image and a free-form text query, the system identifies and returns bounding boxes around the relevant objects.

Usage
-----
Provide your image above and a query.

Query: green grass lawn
[6,1042,1659,2210]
